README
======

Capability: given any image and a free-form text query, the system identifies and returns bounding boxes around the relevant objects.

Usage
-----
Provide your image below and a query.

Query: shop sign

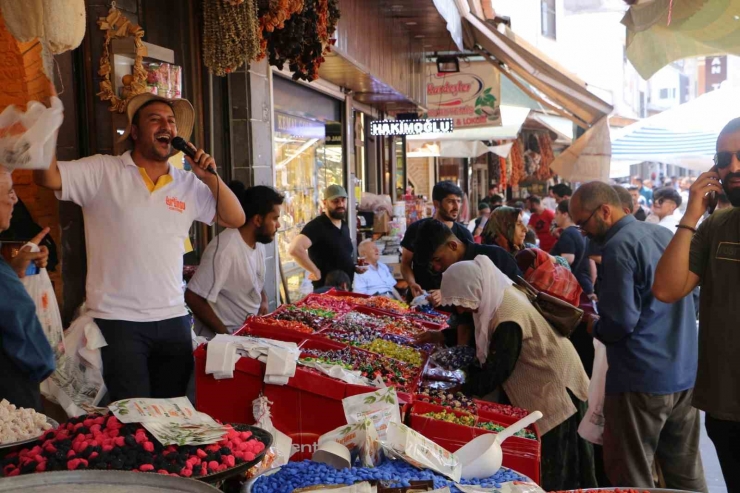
[325,122,342,146]
[426,61,502,128]
[705,56,727,93]
[275,112,324,139]
[369,118,453,137]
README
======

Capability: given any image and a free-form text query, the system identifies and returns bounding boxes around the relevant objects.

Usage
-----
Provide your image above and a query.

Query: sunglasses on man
[713,151,740,169]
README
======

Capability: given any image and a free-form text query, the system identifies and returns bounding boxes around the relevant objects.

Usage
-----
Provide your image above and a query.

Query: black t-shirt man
[300,214,355,288]
[550,225,594,295]
[401,218,474,291]
[462,240,522,282]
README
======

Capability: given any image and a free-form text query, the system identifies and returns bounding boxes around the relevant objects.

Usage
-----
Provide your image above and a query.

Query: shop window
[659,88,669,99]
[541,0,556,39]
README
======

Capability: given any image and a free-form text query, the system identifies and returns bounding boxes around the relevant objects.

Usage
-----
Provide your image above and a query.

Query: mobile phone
[707,165,719,215]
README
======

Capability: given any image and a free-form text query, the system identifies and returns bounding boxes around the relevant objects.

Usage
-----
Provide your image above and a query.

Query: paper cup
[312,441,352,470]
[456,434,503,480]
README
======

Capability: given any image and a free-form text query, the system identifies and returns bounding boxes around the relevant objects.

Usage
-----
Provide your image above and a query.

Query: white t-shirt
[187,229,266,335]
[353,262,397,295]
[657,211,681,234]
[57,151,216,322]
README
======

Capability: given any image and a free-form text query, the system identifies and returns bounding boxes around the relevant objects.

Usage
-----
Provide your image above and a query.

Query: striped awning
[610,86,740,172]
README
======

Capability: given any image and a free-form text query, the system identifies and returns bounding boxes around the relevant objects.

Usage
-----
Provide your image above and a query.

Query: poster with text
[426,61,502,129]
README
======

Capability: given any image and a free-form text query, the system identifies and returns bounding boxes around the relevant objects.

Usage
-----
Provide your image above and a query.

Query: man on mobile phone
[654,117,740,492]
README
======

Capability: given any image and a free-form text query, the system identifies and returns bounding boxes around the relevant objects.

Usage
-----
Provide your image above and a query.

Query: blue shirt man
[570,182,705,492]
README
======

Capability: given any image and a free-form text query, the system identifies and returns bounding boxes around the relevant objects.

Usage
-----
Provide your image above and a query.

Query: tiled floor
[701,412,727,493]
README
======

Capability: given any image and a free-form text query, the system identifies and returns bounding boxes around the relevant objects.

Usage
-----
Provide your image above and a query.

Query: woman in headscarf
[440,255,596,491]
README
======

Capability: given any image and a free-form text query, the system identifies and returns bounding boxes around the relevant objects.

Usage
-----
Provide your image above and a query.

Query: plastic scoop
[456,410,543,480]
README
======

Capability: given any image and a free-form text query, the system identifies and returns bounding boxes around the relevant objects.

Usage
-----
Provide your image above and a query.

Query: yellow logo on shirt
[166,196,186,213]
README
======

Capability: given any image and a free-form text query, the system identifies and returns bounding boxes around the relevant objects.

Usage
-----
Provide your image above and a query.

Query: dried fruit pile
[0,414,266,478]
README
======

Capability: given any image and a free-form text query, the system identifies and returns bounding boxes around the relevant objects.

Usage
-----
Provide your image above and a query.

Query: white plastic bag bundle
[43,309,108,417]
[578,339,608,444]
[1,0,86,54]
[0,96,64,171]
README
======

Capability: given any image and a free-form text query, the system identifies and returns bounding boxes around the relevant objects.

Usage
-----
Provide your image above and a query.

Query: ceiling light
[735,14,740,20]
[436,55,460,73]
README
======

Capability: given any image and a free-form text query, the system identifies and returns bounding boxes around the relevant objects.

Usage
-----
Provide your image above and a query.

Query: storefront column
[248,58,279,310]
[344,93,357,248]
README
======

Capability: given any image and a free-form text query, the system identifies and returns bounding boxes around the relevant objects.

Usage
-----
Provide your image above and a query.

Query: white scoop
[456,411,543,480]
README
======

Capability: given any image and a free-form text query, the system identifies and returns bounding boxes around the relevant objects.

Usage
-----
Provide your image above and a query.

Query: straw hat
[118,93,195,144]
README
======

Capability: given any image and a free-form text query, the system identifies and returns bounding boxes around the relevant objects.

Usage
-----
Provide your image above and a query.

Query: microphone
[172,137,217,175]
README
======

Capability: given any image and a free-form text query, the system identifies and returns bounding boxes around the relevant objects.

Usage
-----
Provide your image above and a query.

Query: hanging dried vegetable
[535,133,555,180]
[261,0,340,81]
[490,153,501,185]
[498,156,507,191]
[203,0,260,76]
[510,139,525,187]
[257,0,304,59]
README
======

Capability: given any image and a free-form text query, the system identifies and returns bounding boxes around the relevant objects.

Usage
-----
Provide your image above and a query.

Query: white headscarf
[440,255,514,365]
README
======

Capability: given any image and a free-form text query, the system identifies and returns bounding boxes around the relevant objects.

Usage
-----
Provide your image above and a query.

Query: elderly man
[353,239,401,299]
[0,166,55,411]
[34,93,246,401]
[570,182,705,492]
[654,117,740,491]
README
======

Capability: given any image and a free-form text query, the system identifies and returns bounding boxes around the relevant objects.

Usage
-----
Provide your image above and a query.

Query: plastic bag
[384,421,462,483]
[19,245,64,359]
[0,96,64,170]
[247,396,292,478]
[578,339,607,444]
[318,419,382,467]
[43,309,108,417]
[343,387,401,442]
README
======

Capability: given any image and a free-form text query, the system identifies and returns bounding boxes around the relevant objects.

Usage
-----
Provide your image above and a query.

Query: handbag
[514,276,584,337]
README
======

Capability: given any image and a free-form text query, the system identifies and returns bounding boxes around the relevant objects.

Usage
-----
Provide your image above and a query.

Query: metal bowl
[0,470,221,492]
[197,423,273,484]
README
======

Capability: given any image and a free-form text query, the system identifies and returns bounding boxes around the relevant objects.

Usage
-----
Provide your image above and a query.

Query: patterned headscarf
[482,206,522,253]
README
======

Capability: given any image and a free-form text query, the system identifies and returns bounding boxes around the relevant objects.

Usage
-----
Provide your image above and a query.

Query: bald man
[570,182,705,492]
[352,240,401,299]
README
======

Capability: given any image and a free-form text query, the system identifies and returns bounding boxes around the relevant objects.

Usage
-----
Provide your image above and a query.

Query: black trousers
[706,414,740,493]
[96,315,193,402]
[0,342,42,412]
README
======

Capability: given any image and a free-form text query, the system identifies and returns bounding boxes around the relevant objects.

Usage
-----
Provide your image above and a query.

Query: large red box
[408,401,541,484]
[194,343,266,425]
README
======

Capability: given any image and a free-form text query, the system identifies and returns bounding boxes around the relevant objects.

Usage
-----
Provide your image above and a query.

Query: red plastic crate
[323,288,370,299]
[408,401,541,484]
[194,343,266,425]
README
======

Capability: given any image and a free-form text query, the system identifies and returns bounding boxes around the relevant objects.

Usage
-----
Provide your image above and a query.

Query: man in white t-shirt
[186,184,284,339]
[33,93,245,401]
[353,240,402,299]
[651,186,683,234]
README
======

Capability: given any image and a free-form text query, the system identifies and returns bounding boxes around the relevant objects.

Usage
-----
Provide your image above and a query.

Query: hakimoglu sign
[369,118,454,137]
[426,60,502,128]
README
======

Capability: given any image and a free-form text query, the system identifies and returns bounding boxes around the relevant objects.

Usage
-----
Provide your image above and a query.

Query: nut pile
[430,346,476,370]
[0,414,266,477]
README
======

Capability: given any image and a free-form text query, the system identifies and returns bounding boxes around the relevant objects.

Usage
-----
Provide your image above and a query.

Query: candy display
[382,318,426,338]
[361,339,424,368]
[257,317,314,334]
[333,311,391,331]
[476,401,531,420]
[321,328,376,346]
[407,305,449,325]
[380,333,437,354]
[355,296,409,315]
[0,414,267,478]
[300,296,355,314]
[420,411,536,440]
[271,306,332,331]
[251,459,527,493]
[416,390,475,412]
[0,400,52,444]
[430,346,476,371]
[299,348,418,391]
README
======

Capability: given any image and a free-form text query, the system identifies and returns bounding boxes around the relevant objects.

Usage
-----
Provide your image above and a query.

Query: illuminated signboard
[369,118,454,137]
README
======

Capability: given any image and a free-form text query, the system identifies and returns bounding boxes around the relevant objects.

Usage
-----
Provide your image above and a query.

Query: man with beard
[289,184,363,290]
[401,181,473,301]
[570,182,705,492]
[653,118,740,492]
[186,183,284,338]
[34,94,245,401]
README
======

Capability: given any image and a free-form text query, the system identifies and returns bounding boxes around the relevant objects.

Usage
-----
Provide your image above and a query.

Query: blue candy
[251,459,527,493]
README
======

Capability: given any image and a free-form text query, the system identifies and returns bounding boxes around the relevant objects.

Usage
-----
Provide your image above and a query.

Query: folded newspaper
[108,397,229,446]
